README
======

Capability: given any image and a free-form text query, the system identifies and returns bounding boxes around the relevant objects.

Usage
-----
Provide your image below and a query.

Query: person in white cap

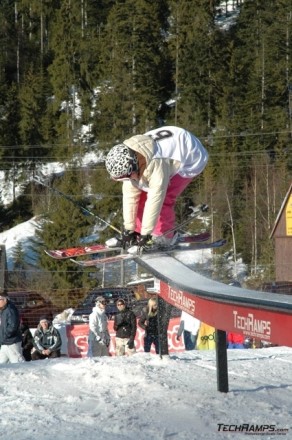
[88,296,111,357]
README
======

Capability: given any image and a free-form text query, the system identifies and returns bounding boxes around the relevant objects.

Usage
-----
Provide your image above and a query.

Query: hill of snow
[1,347,291,440]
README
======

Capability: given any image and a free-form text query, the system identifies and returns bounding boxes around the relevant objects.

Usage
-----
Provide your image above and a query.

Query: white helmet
[105,144,138,179]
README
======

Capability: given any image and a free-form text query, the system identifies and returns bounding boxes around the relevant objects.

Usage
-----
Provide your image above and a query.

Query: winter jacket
[0,300,22,345]
[33,323,62,353]
[20,323,34,361]
[177,311,200,337]
[122,126,208,235]
[138,307,159,336]
[114,308,137,342]
[88,305,110,344]
[227,333,244,344]
[20,323,34,351]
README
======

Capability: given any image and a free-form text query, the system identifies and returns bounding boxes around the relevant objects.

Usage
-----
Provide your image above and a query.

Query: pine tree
[35,169,98,292]
[93,0,170,144]
[167,0,226,133]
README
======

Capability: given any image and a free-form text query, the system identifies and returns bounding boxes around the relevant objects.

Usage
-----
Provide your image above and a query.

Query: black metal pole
[215,329,229,393]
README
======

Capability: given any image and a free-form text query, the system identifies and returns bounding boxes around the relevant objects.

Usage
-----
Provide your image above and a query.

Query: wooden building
[270,183,292,282]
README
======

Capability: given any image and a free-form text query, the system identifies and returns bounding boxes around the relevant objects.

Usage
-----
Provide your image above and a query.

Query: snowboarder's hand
[176,335,180,341]
[121,230,141,248]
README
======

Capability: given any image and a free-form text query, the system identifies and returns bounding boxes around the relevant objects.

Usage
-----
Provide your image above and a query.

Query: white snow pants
[0,342,25,363]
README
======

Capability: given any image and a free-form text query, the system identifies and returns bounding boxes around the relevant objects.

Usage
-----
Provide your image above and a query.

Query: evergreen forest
[0,0,291,305]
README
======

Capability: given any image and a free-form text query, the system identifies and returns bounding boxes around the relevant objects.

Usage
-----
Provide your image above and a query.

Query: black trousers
[31,349,61,360]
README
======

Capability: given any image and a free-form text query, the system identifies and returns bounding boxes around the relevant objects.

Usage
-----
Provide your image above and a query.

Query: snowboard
[45,231,211,260]
[70,239,227,267]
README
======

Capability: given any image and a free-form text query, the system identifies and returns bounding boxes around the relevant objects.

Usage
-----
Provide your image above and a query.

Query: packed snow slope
[1,347,291,440]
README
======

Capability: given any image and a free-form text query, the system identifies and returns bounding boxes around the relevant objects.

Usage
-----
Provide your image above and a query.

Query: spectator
[0,291,24,364]
[176,311,200,350]
[31,316,62,360]
[138,297,159,354]
[20,321,34,361]
[114,298,137,356]
[227,332,245,349]
[88,296,111,357]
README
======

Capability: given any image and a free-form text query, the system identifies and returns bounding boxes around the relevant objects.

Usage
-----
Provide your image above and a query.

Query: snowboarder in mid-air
[105,126,209,250]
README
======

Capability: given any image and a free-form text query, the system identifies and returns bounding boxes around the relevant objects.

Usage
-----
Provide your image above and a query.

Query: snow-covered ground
[1,347,291,440]
[2,216,286,440]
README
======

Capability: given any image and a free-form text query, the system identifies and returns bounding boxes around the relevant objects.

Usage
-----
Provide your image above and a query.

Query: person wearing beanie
[105,126,208,249]
[0,291,24,363]
[31,316,62,360]
[87,296,111,357]
[114,298,137,356]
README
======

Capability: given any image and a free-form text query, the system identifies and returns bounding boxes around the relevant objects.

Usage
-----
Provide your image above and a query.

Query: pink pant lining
[135,174,193,236]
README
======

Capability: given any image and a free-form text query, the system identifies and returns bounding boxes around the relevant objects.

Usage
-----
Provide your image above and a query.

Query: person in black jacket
[20,321,34,361]
[114,298,137,356]
[0,291,24,363]
[138,297,159,354]
[31,316,62,360]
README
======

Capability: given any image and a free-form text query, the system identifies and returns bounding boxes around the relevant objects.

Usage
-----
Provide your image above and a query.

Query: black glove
[136,234,152,249]
[127,339,135,349]
[121,230,141,248]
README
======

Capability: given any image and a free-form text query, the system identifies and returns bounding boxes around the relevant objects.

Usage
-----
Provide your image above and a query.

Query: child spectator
[227,332,245,349]
[20,321,34,361]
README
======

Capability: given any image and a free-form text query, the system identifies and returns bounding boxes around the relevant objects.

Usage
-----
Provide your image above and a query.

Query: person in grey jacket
[87,296,111,357]
[105,126,208,248]
[31,316,62,360]
[0,291,24,363]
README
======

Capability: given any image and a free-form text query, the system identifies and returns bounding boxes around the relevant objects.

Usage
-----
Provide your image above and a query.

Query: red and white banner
[159,281,292,347]
[66,317,184,358]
